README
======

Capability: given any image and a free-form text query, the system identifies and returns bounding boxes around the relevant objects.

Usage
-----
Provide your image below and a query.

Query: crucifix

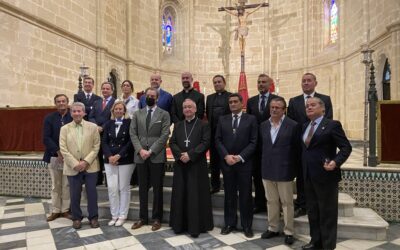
[184,139,190,147]
[219,0,269,72]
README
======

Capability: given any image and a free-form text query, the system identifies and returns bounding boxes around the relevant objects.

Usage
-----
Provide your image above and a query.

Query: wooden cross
[219,0,269,72]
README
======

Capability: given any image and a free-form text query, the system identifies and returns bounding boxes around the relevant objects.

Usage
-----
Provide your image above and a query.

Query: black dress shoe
[261,230,279,239]
[284,235,295,245]
[294,207,307,218]
[220,226,236,235]
[243,228,254,238]
[190,234,199,238]
[210,188,220,194]
[253,207,267,214]
[302,242,321,249]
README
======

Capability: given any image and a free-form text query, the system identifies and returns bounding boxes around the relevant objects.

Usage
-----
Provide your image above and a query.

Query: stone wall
[0,0,399,139]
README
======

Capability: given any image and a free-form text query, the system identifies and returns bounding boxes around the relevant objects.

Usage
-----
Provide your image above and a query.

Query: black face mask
[145,97,156,107]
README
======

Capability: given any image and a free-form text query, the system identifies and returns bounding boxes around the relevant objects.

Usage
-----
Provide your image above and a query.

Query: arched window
[330,0,338,44]
[162,8,175,54]
[382,59,391,100]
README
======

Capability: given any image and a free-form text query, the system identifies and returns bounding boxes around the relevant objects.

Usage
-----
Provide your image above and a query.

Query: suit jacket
[206,91,231,133]
[260,116,301,181]
[171,89,205,123]
[246,93,279,124]
[59,120,100,176]
[73,92,102,118]
[42,111,73,163]
[301,117,352,182]
[139,88,173,114]
[101,119,134,165]
[129,106,170,164]
[287,92,333,124]
[88,97,116,128]
[215,113,258,171]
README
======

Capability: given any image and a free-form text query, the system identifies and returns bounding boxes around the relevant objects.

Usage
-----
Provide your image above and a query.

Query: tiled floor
[0,196,399,249]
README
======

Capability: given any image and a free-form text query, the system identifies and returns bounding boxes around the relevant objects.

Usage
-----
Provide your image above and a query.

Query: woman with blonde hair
[102,101,135,226]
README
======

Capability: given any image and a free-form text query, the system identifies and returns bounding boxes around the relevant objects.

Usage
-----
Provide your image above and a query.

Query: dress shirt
[302,115,323,143]
[258,92,270,110]
[269,115,285,144]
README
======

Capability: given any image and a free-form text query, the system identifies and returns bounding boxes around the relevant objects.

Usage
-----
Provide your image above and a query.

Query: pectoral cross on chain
[184,139,190,147]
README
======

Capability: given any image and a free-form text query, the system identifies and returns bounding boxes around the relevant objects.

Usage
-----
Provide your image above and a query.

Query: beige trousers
[263,179,294,235]
[48,159,70,213]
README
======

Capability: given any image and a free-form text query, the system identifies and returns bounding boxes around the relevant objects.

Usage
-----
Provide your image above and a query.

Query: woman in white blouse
[119,80,140,118]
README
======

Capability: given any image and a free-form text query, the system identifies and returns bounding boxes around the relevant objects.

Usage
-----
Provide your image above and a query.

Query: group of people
[42,71,352,249]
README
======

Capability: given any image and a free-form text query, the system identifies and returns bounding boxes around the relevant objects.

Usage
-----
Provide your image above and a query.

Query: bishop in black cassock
[169,99,213,238]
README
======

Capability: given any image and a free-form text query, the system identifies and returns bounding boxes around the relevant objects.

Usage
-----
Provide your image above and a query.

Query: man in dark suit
[246,73,278,213]
[73,77,101,119]
[139,73,173,114]
[301,97,351,250]
[287,72,333,217]
[171,72,205,123]
[89,82,116,185]
[215,93,258,238]
[130,87,170,231]
[259,96,300,245]
[206,75,231,194]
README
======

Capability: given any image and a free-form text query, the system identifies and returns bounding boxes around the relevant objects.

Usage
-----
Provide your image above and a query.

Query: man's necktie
[86,94,90,101]
[102,99,107,110]
[304,121,316,147]
[146,109,153,131]
[232,114,238,134]
[260,95,266,112]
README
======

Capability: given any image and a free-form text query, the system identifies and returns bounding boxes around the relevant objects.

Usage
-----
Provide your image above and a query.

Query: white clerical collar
[185,116,196,122]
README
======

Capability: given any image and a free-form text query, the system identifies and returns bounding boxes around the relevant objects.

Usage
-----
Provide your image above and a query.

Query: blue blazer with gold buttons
[102,118,134,165]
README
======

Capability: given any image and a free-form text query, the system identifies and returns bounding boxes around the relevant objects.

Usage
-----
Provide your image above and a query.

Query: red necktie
[102,99,107,110]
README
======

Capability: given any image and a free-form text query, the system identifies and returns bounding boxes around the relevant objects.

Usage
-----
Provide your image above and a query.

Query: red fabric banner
[238,72,249,108]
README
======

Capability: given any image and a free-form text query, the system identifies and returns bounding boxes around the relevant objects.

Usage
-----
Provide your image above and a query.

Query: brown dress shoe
[46,213,60,222]
[131,219,146,230]
[90,218,100,228]
[72,220,82,229]
[61,211,72,220]
[151,220,161,231]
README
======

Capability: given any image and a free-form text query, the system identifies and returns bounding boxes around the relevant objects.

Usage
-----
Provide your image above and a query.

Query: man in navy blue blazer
[301,97,351,250]
[139,73,173,115]
[246,74,278,214]
[89,82,116,185]
[259,96,301,245]
[287,72,333,218]
[73,77,101,119]
[42,94,73,222]
[215,93,258,238]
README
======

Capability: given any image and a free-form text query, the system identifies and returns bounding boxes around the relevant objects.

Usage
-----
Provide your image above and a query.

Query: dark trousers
[97,144,105,185]
[137,160,165,223]
[209,145,221,190]
[252,154,266,209]
[304,178,338,250]
[294,164,306,209]
[67,171,98,221]
[222,165,253,229]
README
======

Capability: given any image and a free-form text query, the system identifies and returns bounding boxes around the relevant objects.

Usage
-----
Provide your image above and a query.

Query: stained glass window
[330,0,338,44]
[162,10,174,54]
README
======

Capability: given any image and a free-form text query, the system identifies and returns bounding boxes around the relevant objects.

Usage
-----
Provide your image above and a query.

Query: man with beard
[246,74,278,214]
[169,99,213,238]
[206,75,231,194]
[171,72,205,123]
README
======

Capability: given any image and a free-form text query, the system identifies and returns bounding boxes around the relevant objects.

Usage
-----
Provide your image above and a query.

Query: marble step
[91,186,356,217]
[80,202,388,241]
[294,207,389,241]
